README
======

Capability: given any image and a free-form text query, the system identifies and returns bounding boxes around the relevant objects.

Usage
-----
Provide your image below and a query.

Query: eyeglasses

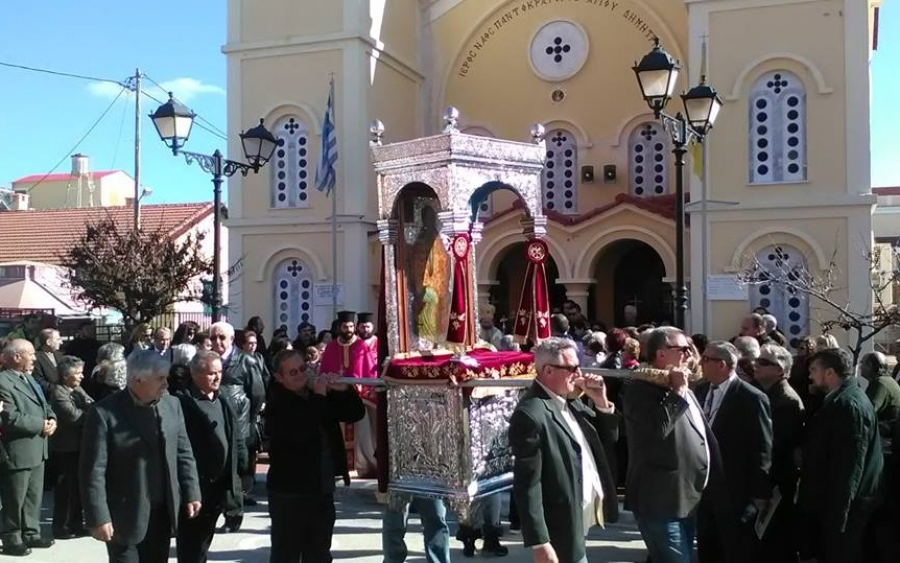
[667,345,692,355]
[211,335,229,341]
[547,364,581,374]
[700,355,721,363]
[755,358,777,367]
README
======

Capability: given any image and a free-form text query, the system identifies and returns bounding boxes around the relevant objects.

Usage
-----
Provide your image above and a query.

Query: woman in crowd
[125,323,152,356]
[193,332,213,351]
[172,321,200,346]
[49,356,94,539]
[91,343,127,401]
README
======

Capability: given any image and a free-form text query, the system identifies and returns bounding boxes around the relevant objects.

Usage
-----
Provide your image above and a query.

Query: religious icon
[403,197,449,350]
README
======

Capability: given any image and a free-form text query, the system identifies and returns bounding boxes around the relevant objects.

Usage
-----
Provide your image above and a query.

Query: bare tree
[60,218,212,330]
[738,242,898,364]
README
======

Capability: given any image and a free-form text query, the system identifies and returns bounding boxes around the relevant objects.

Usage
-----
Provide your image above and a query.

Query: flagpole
[699,35,710,334]
[331,171,338,319]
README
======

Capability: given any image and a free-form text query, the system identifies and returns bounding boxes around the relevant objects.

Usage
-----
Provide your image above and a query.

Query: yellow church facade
[223,0,880,346]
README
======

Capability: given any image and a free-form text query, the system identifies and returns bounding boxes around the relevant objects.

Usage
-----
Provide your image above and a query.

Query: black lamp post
[150,93,277,322]
[632,39,723,330]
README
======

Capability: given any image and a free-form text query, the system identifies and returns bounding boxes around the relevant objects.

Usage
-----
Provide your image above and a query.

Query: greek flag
[315,79,338,196]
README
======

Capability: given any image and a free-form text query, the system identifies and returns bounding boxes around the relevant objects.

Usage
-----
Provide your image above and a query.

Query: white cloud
[87,77,224,104]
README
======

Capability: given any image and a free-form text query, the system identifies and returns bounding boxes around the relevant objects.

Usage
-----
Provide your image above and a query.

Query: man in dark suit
[509,337,619,563]
[32,328,63,393]
[624,326,711,563]
[753,343,805,563]
[80,349,202,563]
[210,321,266,532]
[798,347,883,563]
[695,341,773,563]
[174,350,247,563]
[0,338,58,556]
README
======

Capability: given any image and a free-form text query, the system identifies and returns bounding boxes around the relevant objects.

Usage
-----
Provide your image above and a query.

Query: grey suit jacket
[0,369,55,470]
[623,374,713,519]
[79,390,200,546]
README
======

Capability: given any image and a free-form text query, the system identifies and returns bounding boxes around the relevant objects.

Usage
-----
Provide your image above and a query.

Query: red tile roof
[11,170,121,184]
[873,186,900,196]
[0,203,213,264]
[485,193,685,226]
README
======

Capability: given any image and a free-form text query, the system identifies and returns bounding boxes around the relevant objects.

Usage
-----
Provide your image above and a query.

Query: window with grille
[542,130,578,213]
[749,71,807,184]
[749,245,810,348]
[272,258,313,333]
[628,122,670,197]
[270,116,311,208]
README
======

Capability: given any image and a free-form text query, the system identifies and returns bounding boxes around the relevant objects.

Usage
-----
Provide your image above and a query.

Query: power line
[24,87,128,194]
[143,73,229,139]
[2,60,228,142]
[0,60,125,86]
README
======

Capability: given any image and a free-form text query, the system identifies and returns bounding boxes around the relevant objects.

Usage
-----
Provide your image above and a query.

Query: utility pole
[133,68,142,230]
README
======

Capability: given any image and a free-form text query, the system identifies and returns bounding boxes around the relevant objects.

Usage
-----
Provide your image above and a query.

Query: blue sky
[1,2,899,204]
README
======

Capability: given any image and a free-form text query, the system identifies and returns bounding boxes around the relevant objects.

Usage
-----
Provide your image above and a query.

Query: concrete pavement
[12,477,648,562]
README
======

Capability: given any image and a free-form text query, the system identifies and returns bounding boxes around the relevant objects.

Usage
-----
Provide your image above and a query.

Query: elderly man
[733,335,761,383]
[761,314,787,346]
[478,305,504,350]
[753,344,805,563]
[80,350,201,563]
[32,328,63,393]
[0,339,57,556]
[624,327,711,563]
[209,321,265,532]
[175,350,247,563]
[738,313,773,346]
[695,341,773,563]
[509,337,619,563]
[152,328,173,362]
[798,348,883,563]
[859,351,900,452]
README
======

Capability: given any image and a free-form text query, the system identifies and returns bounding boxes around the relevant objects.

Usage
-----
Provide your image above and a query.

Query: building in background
[11,154,136,210]
[224,0,881,347]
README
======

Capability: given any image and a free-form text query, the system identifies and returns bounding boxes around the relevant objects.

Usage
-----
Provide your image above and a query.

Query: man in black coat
[209,321,265,531]
[174,350,248,563]
[798,347,884,563]
[694,341,773,563]
[265,349,364,562]
[624,327,712,563]
[0,339,57,556]
[80,350,202,563]
[508,337,619,563]
[32,328,63,393]
[753,343,805,563]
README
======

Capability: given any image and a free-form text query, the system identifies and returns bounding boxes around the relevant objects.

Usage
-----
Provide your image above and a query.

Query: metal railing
[329,368,634,389]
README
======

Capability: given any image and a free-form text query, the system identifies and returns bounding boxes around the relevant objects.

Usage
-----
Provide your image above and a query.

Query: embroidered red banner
[513,239,551,343]
[445,233,472,346]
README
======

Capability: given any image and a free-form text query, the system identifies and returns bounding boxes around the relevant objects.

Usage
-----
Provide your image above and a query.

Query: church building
[224,0,880,346]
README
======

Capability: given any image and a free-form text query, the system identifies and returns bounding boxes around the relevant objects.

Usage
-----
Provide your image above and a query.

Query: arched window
[749,71,807,184]
[749,245,810,347]
[463,126,495,217]
[270,116,311,208]
[542,129,578,214]
[272,258,314,333]
[628,122,670,197]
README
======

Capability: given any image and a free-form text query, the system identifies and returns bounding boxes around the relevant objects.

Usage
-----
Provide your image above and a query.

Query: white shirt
[704,372,737,425]
[682,388,711,489]
[535,380,606,537]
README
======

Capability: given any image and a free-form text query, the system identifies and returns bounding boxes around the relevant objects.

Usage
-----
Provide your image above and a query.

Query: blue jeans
[382,497,450,563]
[635,514,696,563]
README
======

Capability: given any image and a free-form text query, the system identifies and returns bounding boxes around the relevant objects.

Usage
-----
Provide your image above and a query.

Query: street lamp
[632,38,723,330]
[150,92,277,322]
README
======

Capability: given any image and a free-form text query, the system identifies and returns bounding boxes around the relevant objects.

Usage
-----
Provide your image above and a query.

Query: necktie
[22,374,45,403]
[703,385,718,420]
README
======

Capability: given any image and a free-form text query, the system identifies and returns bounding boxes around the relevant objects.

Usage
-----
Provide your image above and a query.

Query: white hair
[761,314,777,331]
[533,337,579,372]
[170,343,198,367]
[704,341,740,369]
[209,321,235,338]
[126,349,171,383]
[733,336,761,360]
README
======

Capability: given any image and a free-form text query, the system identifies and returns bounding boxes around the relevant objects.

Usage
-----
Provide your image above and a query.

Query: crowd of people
[1,302,899,562]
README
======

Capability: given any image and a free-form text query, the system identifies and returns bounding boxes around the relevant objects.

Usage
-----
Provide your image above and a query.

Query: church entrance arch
[587,240,669,327]
[490,242,565,332]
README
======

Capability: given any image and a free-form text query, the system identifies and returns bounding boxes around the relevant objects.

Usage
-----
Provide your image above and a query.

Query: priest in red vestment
[319,311,378,478]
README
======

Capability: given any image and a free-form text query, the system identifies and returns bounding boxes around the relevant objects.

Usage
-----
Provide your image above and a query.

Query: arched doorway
[489,242,566,332]
[588,240,670,327]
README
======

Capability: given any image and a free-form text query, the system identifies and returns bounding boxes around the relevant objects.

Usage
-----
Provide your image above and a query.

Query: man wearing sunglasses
[508,337,619,563]
[624,326,711,563]
[694,341,773,563]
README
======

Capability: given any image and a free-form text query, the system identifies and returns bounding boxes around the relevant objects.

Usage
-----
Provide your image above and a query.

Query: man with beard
[208,322,265,532]
[320,311,377,478]
[356,312,379,479]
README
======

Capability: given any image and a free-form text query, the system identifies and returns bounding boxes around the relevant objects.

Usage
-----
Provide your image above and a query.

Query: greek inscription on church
[457,0,657,78]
